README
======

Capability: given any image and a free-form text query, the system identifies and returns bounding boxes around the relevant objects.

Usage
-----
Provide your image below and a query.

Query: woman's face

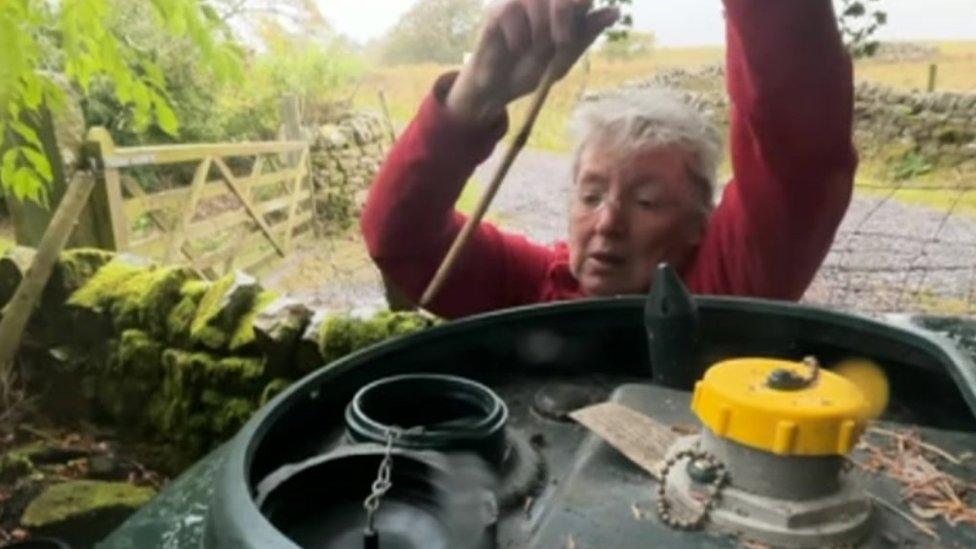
[568,139,706,296]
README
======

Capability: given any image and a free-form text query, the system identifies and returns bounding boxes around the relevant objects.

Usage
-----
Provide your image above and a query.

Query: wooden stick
[0,172,96,403]
[419,67,558,309]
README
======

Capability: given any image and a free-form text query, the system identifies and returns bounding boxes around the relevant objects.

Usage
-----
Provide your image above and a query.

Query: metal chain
[362,426,424,532]
[656,449,728,530]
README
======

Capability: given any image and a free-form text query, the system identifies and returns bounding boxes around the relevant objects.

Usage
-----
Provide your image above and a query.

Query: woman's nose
[594,198,627,237]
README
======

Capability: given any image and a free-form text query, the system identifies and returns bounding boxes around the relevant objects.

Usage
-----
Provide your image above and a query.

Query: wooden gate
[84,127,313,278]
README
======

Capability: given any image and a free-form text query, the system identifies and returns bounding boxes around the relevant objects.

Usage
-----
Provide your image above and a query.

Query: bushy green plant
[218,21,364,139]
[0,0,242,205]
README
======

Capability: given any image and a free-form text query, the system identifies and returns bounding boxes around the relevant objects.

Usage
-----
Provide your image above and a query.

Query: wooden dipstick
[419,66,558,310]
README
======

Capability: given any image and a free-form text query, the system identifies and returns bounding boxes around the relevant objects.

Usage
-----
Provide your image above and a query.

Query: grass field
[357,41,976,215]
[359,41,976,153]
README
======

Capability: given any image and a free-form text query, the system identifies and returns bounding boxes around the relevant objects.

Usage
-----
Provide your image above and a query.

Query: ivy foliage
[0,0,242,206]
[838,0,888,59]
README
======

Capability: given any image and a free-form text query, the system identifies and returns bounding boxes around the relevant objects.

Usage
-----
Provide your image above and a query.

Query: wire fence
[804,179,976,316]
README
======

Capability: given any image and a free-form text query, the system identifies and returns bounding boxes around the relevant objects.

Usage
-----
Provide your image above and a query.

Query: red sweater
[361,0,857,319]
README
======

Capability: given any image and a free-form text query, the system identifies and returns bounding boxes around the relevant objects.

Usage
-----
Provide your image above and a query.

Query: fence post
[85,127,129,251]
[927,63,938,92]
[280,94,303,164]
[279,94,305,252]
[377,89,398,145]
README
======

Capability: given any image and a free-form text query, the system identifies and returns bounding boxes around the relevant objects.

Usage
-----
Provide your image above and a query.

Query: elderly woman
[361,0,857,319]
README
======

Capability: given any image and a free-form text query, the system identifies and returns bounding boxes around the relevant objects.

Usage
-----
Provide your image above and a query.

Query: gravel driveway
[267,147,976,316]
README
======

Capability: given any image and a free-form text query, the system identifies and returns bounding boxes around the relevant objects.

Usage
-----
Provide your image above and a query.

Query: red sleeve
[684,0,858,300]
[360,72,555,319]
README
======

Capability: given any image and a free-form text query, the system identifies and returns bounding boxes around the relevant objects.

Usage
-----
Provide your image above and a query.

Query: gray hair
[569,88,722,213]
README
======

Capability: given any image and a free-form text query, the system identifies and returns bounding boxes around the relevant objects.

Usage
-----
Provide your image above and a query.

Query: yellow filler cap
[691,358,869,456]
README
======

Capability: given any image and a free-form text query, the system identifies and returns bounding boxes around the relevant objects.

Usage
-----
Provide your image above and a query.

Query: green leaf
[153,93,179,135]
[11,120,42,149]
[1,148,19,185]
[38,76,66,110]
[132,81,152,114]
[21,146,52,182]
[11,166,35,202]
[22,75,43,109]
[167,3,187,36]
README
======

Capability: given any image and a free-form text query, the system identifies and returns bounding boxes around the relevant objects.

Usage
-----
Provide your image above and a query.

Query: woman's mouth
[588,251,625,270]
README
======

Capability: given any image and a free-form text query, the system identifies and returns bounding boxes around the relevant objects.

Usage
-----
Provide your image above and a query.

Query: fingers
[520,0,553,58]
[495,1,532,56]
[579,6,620,51]
[552,5,619,78]
[494,0,613,60]
[467,0,619,107]
[550,0,579,48]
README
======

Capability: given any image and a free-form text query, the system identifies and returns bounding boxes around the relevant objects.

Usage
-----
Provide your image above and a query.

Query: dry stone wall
[852,83,976,167]
[308,110,392,233]
[592,64,976,169]
[1,246,433,470]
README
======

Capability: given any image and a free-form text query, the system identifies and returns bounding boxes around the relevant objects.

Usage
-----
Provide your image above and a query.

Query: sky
[316,0,976,47]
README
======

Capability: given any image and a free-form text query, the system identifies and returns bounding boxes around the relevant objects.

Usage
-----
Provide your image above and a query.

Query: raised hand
[446,0,619,127]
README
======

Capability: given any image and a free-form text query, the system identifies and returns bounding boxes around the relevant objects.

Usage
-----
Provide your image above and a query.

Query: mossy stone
[200,390,256,438]
[228,290,279,352]
[252,297,313,377]
[108,265,198,336]
[45,248,117,305]
[111,329,164,378]
[166,279,211,345]
[317,310,434,364]
[190,272,260,350]
[317,313,361,364]
[67,259,148,314]
[21,480,156,546]
[151,349,265,439]
[0,450,35,483]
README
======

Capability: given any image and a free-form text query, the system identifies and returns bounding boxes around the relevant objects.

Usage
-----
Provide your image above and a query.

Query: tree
[0,0,241,206]
[380,0,483,65]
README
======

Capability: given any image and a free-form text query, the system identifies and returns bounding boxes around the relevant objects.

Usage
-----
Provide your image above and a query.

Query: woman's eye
[580,193,603,207]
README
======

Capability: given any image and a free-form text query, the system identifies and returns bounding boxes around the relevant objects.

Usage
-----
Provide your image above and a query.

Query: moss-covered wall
[2,247,433,468]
